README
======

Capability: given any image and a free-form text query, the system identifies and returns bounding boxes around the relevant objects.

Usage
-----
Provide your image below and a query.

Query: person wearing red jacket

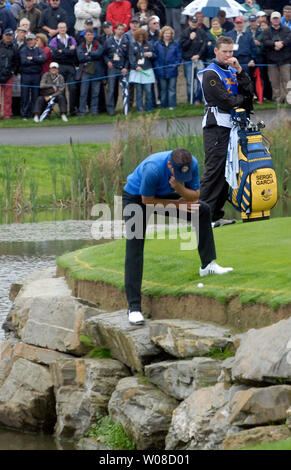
[106,0,132,31]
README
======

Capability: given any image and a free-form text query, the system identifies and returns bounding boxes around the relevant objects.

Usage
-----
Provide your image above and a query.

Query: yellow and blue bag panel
[229,131,277,217]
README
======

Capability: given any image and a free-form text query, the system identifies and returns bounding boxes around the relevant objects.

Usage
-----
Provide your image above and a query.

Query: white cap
[256,11,266,17]
[271,11,281,19]
[50,62,59,68]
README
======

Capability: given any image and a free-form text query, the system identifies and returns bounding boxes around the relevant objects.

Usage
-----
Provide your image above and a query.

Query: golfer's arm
[141,189,200,207]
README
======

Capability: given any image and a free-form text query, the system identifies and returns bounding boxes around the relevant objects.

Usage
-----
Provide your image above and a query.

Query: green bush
[87,414,135,450]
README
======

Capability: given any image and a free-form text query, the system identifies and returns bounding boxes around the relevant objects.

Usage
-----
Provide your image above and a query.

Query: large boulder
[144,357,222,400]
[83,310,163,372]
[0,358,56,432]
[51,358,130,438]
[232,318,291,384]
[9,266,56,301]
[150,319,232,358]
[19,294,102,356]
[165,383,242,450]
[108,376,178,450]
[229,385,291,427]
[0,339,72,386]
[4,276,70,336]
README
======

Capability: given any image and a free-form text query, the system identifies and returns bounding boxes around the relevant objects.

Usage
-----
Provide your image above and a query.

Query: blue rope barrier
[1,60,286,89]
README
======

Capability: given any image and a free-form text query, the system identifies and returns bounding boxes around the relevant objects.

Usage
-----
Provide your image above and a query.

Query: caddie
[197,35,253,227]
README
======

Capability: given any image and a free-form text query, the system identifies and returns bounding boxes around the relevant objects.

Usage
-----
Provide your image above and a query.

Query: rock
[0,339,19,385]
[0,358,56,432]
[108,376,178,450]
[51,358,130,438]
[145,357,222,400]
[165,383,241,450]
[9,266,56,301]
[20,294,101,356]
[76,437,112,450]
[232,318,291,384]
[229,385,291,427]
[13,342,72,365]
[222,425,291,450]
[83,310,163,372]
[3,276,72,336]
[217,357,235,384]
[0,339,72,386]
[150,319,232,358]
[287,406,291,430]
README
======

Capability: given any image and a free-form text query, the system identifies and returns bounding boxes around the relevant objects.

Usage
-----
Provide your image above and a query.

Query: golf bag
[229,108,278,222]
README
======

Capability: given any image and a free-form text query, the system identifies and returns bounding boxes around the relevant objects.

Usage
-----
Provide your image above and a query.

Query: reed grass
[0,114,290,214]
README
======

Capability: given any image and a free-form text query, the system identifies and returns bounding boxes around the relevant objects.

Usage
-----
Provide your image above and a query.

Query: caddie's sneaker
[199,261,233,277]
[128,310,145,325]
[212,218,236,228]
[33,115,39,123]
[61,114,68,122]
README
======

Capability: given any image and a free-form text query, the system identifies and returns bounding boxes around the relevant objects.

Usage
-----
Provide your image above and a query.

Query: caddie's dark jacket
[0,39,18,83]
[262,24,291,65]
[202,60,254,124]
[19,45,46,75]
[179,26,207,60]
[104,35,129,69]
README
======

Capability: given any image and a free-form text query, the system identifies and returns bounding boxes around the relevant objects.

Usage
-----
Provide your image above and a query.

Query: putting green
[56,217,291,310]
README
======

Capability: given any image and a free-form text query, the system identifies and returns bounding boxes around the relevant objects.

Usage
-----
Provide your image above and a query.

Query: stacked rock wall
[0,267,291,450]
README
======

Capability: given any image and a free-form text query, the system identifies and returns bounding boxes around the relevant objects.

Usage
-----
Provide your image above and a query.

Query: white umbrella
[182,0,246,18]
[221,0,246,17]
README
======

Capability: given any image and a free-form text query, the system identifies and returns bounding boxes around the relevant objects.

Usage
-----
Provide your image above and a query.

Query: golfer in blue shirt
[123,148,233,325]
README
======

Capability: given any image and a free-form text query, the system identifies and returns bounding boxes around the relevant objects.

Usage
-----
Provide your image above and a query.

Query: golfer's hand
[179,199,200,213]
[226,57,242,74]
[169,176,183,192]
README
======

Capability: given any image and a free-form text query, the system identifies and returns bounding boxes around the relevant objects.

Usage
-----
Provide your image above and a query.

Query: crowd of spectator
[0,0,291,121]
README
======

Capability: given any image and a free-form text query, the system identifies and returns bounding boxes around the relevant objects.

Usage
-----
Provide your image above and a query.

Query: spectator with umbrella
[180,16,207,105]
[33,61,68,122]
[225,17,256,74]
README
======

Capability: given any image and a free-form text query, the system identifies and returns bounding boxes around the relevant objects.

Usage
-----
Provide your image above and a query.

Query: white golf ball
[197,283,204,288]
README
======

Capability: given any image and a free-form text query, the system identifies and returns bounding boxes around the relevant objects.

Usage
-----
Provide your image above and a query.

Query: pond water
[0,199,290,449]
[0,214,101,450]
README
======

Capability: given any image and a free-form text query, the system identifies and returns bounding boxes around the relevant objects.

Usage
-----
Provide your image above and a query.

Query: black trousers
[34,94,67,115]
[21,73,40,118]
[122,190,216,312]
[200,125,231,222]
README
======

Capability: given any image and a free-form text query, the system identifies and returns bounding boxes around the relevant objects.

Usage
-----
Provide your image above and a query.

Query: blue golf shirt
[124,151,200,197]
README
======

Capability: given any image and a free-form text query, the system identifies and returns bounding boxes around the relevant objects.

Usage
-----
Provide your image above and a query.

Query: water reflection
[0,428,75,450]
[0,219,103,342]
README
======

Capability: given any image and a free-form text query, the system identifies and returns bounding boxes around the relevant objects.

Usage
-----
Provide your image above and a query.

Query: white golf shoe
[128,310,145,325]
[199,261,233,277]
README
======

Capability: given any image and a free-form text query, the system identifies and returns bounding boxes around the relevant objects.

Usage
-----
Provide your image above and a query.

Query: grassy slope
[241,438,291,450]
[56,217,291,309]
